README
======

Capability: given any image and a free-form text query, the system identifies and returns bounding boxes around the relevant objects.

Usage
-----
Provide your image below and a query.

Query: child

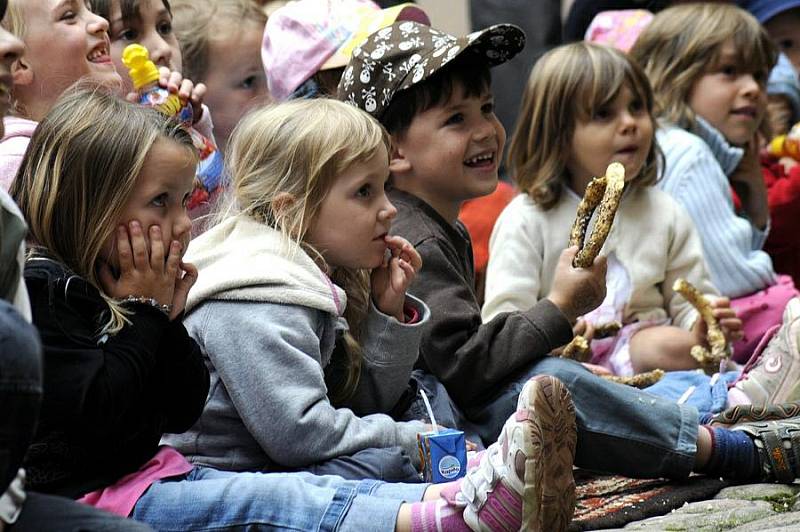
[340,18,800,506]
[629,3,800,365]
[483,42,741,376]
[11,86,581,532]
[169,0,271,153]
[163,98,432,482]
[91,0,220,218]
[0,0,203,193]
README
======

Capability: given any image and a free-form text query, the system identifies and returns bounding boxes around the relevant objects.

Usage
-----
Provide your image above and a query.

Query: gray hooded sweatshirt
[162,214,428,471]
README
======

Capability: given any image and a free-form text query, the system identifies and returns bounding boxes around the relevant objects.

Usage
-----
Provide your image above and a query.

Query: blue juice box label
[417,428,467,483]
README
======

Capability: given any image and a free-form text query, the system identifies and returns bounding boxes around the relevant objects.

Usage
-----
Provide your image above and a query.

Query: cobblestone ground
[602,482,800,530]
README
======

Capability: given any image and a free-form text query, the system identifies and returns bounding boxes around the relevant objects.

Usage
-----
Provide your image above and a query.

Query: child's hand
[691,297,744,345]
[125,67,207,124]
[370,235,422,322]
[98,221,182,311]
[546,246,607,323]
[169,261,198,321]
[550,319,595,357]
[767,94,793,138]
[157,66,207,123]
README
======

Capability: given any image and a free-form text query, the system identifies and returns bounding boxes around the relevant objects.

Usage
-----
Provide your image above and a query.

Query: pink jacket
[0,117,37,192]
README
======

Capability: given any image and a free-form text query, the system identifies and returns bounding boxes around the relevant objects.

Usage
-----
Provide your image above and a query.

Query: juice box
[417,428,467,483]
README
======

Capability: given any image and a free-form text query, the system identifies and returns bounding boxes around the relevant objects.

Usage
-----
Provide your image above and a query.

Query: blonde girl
[170,0,271,153]
[483,42,742,376]
[629,3,797,365]
[12,86,542,532]
[162,98,438,481]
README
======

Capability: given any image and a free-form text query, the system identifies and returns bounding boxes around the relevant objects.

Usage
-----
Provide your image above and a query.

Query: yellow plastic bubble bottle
[122,44,187,120]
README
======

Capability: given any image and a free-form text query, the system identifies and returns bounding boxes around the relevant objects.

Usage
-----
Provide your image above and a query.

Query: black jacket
[389,189,573,407]
[23,258,209,498]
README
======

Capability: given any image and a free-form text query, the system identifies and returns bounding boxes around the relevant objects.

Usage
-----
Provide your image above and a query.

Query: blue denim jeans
[0,301,42,494]
[464,356,699,479]
[132,467,427,531]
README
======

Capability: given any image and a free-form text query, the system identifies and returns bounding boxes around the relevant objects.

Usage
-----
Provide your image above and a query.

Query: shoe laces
[731,324,783,387]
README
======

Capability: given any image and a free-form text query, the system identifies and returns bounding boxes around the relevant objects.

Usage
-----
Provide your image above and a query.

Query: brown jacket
[389,188,573,407]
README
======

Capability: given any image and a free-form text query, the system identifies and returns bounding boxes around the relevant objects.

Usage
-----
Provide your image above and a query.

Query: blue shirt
[656,117,776,297]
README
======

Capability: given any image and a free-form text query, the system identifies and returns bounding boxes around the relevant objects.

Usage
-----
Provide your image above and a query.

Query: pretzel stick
[569,162,626,268]
[605,369,665,388]
[673,278,729,373]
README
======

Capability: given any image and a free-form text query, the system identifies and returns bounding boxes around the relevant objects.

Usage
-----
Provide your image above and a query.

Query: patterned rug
[568,470,729,530]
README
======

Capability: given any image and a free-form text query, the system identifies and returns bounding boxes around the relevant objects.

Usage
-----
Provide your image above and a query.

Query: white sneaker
[733,298,800,407]
[461,375,577,531]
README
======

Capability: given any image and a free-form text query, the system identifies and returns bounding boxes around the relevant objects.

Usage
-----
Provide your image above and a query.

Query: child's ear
[11,57,33,87]
[389,143,412,175]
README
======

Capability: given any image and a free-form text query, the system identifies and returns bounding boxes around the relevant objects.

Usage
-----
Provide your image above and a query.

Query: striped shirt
[656,118,776,298]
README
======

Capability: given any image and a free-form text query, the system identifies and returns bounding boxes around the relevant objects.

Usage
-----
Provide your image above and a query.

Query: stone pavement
[603,482,800,530]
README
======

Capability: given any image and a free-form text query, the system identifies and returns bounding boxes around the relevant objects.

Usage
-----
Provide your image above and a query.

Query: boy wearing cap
[339,19,800,495]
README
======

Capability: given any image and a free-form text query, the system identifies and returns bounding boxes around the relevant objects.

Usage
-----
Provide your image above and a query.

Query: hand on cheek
[370,236,423,322]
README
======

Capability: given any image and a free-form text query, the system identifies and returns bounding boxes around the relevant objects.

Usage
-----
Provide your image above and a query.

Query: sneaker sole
[521,376,577,532]
[712,402,800,426]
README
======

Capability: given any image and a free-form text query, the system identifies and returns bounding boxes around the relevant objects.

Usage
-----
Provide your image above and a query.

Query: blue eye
[151,193,167,207]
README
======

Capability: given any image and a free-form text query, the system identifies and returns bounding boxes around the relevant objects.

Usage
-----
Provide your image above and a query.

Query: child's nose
[148,38,173,69]
[174,211,192,241]
[473,118,496,142]
[741,74,762,97]
[87,12,110,34]
[380,198,398,222]
[0,29,23,65]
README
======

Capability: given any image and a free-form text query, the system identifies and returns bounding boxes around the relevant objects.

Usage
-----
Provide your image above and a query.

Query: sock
[698,412,714,425]
[699,425,760,480]
[409,499,471,532]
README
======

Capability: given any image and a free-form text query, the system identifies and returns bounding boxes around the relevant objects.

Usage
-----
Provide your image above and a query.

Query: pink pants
[730,275,799,363]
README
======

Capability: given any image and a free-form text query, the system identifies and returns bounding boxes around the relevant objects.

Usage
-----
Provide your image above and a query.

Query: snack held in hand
[569,162,625,268]
[673,278,730,372]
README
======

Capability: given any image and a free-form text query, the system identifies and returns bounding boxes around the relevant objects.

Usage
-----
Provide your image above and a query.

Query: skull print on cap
[337,21,525,118]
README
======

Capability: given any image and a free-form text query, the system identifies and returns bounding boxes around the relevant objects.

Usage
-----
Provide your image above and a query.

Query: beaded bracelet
[120,295,172,317]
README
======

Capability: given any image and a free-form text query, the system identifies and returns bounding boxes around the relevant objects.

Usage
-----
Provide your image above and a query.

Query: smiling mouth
[464,152,495,167]
[87,44,111,63]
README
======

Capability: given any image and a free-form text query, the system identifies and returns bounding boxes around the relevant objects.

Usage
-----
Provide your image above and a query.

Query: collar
[389,187,471,245]
[690,116,744,177]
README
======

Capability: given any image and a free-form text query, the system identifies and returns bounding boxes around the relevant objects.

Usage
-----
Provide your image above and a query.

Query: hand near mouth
[370,235,423,322]
[729,135,769,230]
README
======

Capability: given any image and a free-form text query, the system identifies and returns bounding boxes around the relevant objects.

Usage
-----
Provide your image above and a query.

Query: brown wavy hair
[508,41,661,210]
[629,3,776,131]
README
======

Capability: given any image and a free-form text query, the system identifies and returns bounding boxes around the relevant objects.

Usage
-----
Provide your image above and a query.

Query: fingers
[125,91,139,103]
[190,82,207,107]
[385,236,422,273]
[170,262,198,320]
[159,67,182,93]
[572,319,587,336]
[116,225,134,273]
[583,320,596,342]
[178,78,194,102]
[149,225,164,271]
[165,240,182,279]
[128,221,149,270]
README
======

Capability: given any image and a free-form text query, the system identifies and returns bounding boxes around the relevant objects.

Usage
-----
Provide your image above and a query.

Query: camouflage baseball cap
[337,21,525,118]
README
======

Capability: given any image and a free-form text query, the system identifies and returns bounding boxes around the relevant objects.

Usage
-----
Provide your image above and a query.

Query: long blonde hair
[224,98,390,403]
[10,86,195,335]
[170,0,267,83]
[509,42,660,210]
[629,3,776,130]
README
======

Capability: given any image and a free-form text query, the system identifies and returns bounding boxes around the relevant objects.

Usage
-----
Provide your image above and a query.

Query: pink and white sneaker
[732,298,800,407]
[459,375,577,531]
